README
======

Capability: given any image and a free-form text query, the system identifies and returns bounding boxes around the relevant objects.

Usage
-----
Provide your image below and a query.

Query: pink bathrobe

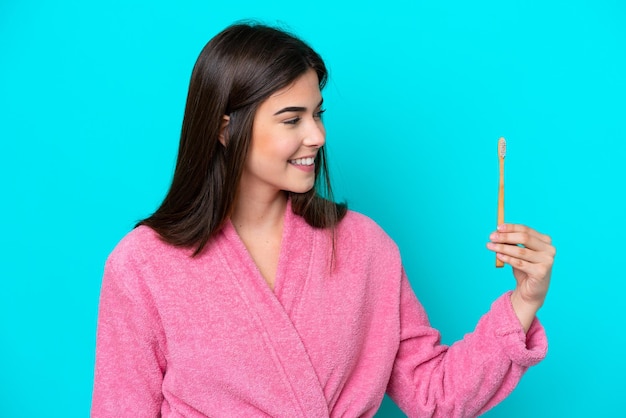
[92,205,547,417]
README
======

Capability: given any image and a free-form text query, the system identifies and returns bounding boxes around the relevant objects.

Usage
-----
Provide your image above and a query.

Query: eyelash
[283,118,301,126]
[284,109,326,125]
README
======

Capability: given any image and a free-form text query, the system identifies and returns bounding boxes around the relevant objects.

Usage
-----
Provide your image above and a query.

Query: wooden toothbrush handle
[496,158,505,268]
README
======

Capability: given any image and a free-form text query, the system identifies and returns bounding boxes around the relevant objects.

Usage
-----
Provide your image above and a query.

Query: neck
[231,190,288,232]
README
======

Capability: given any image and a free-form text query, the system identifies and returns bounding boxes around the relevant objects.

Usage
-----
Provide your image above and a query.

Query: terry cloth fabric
[92,202,547,417]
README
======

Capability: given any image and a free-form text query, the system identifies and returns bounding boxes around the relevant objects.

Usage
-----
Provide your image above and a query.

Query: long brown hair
[139,22,346,255]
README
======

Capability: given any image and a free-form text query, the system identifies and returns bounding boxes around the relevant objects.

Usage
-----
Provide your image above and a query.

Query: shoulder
[329,209,404,285]
[102,226,200,299]
[336,209,399,254]
[105,225,191,272]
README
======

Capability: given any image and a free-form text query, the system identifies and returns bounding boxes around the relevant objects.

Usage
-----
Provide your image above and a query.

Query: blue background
[1,0,624,416]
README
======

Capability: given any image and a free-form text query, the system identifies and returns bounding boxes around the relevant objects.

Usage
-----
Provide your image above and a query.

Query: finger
[487,241,551,264]
[491,228,556,257]
[496,224,552,245]
[495,251,552,281]
[495,251,530,271]
[490,231,550,253]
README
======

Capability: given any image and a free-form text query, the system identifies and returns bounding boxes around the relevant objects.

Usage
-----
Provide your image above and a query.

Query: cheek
[246,140,291,174]
[250,122,302,164]
[261,136,300,161]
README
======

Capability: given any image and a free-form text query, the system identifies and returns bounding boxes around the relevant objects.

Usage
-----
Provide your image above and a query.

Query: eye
[314,108,326,120]
[283,117,301,125]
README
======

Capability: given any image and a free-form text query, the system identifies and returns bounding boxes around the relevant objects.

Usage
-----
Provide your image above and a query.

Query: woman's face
[239,69,326,199]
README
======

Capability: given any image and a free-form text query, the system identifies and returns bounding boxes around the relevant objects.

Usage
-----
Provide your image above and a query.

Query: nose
[304,120,326,148]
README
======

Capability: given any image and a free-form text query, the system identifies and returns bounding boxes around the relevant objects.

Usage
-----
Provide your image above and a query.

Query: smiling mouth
[288,157,315,166]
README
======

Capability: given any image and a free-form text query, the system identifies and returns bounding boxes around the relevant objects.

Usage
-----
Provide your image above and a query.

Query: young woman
[92,22,555,417]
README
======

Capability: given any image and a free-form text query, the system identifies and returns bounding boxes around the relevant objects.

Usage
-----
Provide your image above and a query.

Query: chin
[285,183,315,194]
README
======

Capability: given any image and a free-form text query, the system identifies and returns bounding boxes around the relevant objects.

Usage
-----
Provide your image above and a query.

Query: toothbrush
[496,137,506,268]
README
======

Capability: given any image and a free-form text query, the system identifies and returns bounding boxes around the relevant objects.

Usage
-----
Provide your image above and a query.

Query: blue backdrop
[1,0,624,416]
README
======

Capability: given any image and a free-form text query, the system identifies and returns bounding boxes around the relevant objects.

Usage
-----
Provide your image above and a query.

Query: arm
[91,251,166,417]
[387,275,547,418]
[387,224,554,418]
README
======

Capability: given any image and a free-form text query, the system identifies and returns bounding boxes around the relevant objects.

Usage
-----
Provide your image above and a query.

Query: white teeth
[290,157,314,166]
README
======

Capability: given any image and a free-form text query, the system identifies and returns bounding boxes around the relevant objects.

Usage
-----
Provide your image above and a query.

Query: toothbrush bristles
[498,137,506,158]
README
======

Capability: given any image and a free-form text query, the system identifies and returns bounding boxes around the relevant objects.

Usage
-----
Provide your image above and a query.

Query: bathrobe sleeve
[386,271,547,418]
[91,243,167,418]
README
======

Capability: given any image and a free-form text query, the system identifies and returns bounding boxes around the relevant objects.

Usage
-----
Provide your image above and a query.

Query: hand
[487,224,556,331]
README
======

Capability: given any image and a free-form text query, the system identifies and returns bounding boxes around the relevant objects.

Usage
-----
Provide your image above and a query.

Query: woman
[92,22,555,417]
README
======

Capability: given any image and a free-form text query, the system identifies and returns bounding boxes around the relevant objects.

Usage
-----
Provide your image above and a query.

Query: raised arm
[387,223,554,417]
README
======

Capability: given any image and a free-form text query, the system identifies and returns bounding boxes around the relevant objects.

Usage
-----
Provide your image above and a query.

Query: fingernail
[497,224,505,231]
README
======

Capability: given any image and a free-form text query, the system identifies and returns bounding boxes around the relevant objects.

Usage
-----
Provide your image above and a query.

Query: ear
[218,115,230,147]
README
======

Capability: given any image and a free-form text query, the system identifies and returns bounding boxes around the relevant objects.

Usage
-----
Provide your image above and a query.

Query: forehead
[261,70,322,109]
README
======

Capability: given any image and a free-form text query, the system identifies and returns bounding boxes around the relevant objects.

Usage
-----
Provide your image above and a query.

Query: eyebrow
[273,99,324,116]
